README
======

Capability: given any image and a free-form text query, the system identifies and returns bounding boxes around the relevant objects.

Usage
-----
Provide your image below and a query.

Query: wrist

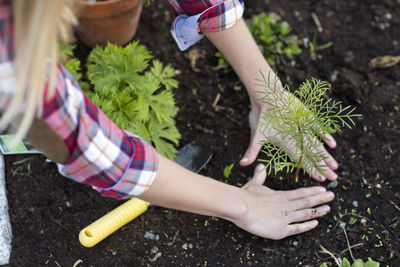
[218,186,249,224]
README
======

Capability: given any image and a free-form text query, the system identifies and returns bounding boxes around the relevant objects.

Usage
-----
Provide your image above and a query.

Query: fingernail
[319,175,326,182]
[319,187,327,193]
[330,160,338,169]
[311,220,318,226]
[327,172,338,180]
[240,157,248,163]
[322,206,330,212]
[326,192,335,200]
[256,164,264,171]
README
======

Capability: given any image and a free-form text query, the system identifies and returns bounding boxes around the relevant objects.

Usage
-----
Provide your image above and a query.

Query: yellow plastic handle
[79,197,149,247]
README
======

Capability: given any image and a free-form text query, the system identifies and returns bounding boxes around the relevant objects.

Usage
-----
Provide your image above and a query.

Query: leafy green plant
[216,12,302,72]
[61,41,181,159]
[256,72,359,181]
[320,257,379,267]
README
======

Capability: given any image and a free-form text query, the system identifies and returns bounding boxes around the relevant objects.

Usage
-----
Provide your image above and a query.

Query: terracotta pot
[76,0,143,47]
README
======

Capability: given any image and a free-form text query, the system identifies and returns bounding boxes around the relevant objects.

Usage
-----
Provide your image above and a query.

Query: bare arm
[140,154,334,240]
[205,19,339,182]
[25,112,334,239]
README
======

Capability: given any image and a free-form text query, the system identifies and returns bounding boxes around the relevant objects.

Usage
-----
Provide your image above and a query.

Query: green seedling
[256,72,359,181]
[216,12,301,72]
[223,164,234,178]
[320,257,379,267]
[310,31,333,59]
[61,42,181,159]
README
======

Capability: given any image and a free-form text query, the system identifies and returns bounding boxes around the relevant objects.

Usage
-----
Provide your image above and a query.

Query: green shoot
[310,31,333,60]
[320,257,379,267]
[223,164,234,178]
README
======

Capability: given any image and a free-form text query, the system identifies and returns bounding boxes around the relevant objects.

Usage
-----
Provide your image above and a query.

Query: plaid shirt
[0,2,157,199]
[0,0,243,199]
[169,0,245,50]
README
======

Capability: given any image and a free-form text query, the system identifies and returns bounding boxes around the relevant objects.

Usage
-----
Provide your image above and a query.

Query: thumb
[240,130,264,167]
[243,164,267,189]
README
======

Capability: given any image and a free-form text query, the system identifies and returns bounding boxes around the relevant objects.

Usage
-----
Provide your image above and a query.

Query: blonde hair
[0,0,77,146]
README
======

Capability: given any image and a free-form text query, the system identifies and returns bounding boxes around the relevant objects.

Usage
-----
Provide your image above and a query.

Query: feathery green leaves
[257,71,360,178]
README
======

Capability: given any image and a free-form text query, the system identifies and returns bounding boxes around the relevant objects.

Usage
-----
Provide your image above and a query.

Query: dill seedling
[256,71,359,181]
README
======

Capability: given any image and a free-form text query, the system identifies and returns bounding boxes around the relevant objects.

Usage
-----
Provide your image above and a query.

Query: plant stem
[294,126,304,182]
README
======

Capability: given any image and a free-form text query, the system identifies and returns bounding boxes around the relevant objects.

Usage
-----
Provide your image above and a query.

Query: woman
[0,0,336,240]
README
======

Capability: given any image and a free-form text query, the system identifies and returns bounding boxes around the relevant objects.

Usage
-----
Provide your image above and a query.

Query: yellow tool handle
[79,197,149,247]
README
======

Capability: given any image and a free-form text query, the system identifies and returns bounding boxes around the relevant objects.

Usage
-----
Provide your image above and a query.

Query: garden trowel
[79,144,213,247]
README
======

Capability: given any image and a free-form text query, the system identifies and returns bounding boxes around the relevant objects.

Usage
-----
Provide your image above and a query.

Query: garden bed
[4,0,400,266]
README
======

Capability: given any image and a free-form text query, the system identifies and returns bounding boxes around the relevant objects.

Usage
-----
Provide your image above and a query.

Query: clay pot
[76,0,143,47]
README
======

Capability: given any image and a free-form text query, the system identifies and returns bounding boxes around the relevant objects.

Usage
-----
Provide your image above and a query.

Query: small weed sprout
[223,164,234,178]
[310,31,333,60]
[256,71,359,181]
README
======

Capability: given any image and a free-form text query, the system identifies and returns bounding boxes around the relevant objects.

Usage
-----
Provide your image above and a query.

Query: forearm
[140,155,247,222]
[205,18,279,107]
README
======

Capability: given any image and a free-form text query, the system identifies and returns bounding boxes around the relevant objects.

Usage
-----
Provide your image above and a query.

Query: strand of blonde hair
[0,0,77,147]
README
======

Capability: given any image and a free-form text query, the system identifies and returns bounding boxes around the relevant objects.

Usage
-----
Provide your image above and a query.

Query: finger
[290,191,335,211]
[301,155,337,182]
[284,186,327,201]
[243,164,266,189]
[284,220,319,237]
[240,129,264,167]
[299,136,338,181]
[303,142,338,181]
[320,145,338,171]
[288,205,330,223]
[323,133,337,149]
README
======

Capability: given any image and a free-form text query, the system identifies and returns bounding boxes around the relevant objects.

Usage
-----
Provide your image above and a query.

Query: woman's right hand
[232,164,334,240]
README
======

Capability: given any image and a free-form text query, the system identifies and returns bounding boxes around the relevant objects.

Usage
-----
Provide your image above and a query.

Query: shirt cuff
[170,0,244,51]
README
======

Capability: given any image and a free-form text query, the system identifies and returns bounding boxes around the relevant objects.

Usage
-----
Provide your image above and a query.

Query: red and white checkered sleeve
[0,1,159,199]
[168,0,245,50]
[43,67,159,199]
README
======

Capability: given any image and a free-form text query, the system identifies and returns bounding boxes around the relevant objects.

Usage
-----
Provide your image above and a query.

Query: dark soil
[4,0,400,266]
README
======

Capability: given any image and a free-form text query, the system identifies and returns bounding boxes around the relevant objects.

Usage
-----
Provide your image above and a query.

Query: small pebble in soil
[150,252,162,262]
[362,177,368,185]
[375,184,381,189]
[182,243,193,250]
[151,246,159,254]
[330,70,339,82]
[202,127,214,134]
[345,51,355,62]
[144,231,159,241]
[65,201,71,208]
[327,180,338,189]
[352,200,359,207]
[292,241,298,247]
[384,13,392,20]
